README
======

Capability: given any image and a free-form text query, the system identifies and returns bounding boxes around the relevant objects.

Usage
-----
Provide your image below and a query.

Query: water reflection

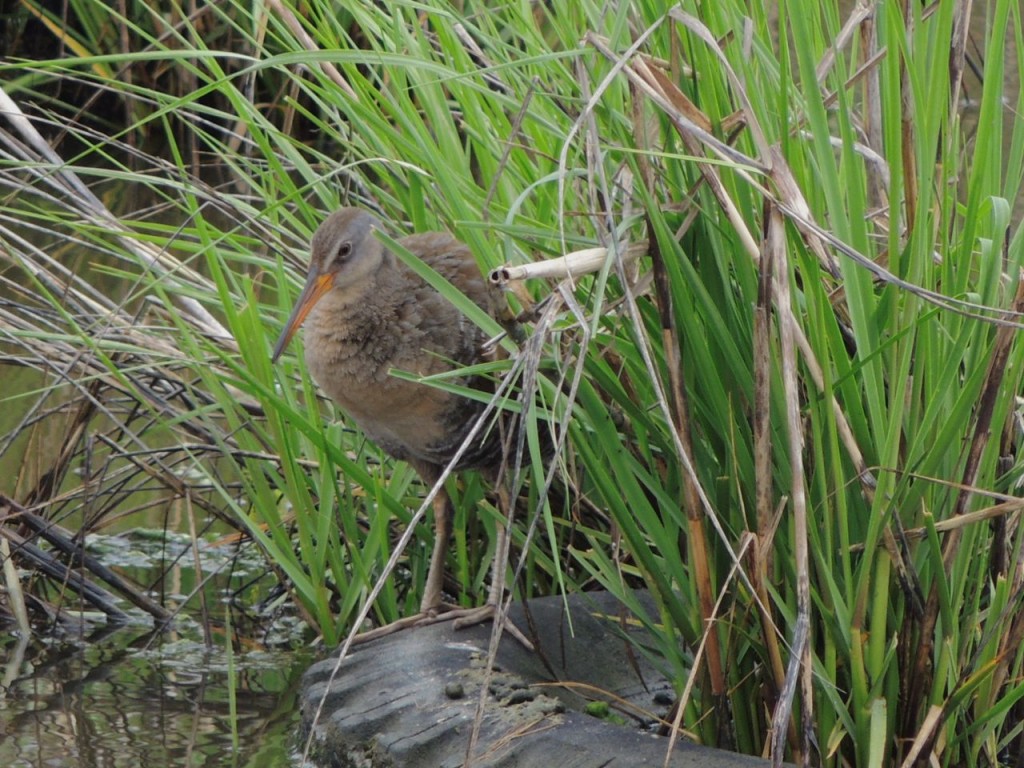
[0,611,313,767]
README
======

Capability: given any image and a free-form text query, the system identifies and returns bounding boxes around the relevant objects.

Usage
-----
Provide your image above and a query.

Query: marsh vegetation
[2,1,1024,766]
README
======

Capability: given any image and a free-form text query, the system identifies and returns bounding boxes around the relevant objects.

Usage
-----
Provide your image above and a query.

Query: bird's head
[271,208,384,362]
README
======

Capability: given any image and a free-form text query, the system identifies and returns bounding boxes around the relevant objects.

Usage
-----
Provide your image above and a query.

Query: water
[0,630,312,768]
[0,531,315,768]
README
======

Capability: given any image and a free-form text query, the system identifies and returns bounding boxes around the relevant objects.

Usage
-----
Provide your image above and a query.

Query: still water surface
[1,629,312,768]
[0,532,314,768]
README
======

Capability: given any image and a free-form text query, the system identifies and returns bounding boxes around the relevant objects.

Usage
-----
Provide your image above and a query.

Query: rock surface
[300,591,775,767]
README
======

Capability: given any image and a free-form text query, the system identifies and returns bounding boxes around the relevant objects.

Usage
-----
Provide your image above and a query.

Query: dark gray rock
[300,592,775,767]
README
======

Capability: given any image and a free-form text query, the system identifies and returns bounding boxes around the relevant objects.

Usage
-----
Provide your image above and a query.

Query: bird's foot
[346,613,434,645]
[419,603,535,651]
[345,604,534,651]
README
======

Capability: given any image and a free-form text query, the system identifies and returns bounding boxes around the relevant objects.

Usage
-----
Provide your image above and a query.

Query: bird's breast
[303,308,480,464]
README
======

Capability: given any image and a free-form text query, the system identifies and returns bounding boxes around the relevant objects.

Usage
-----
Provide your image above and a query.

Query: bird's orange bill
[271,272,334,363]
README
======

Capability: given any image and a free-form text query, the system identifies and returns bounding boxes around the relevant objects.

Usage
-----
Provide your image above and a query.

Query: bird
[271,207,523,643]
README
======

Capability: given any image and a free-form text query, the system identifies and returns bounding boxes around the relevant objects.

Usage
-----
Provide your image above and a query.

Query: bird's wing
[395,232,511,361]
[398,232,501,318]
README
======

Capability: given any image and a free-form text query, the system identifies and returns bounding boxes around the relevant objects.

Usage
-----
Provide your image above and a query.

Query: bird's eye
[337,242,353,261]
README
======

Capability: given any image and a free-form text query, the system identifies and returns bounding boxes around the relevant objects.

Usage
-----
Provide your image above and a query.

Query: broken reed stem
[753,202,795,754]
[647,216,729,712]
[489,242,647,285]
[765,200,813,765]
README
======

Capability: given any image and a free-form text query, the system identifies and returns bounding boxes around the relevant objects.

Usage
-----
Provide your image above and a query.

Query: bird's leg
[435,485,534,650]
[351,480,532,650]
[419,485,452,616]
[343,482,452,646]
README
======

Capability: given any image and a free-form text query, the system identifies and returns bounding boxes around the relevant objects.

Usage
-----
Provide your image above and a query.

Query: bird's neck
[303,258,406,381]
